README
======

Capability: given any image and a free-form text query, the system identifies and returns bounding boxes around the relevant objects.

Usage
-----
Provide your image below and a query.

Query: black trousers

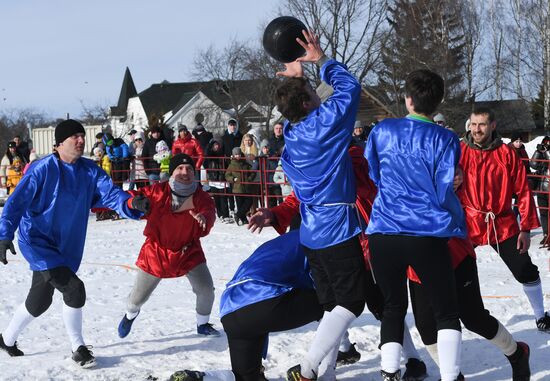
[209,186,229,218]
[235,195,253,223]
[221,288,323,381]
[303,236,367,317]
[369,234,461,346]
[25,266,86,317]
[410,255,498,345]
[267,186,282,208]
[491,233,540,284]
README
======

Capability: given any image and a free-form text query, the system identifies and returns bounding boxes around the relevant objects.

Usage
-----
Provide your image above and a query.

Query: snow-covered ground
[0,216,549,381]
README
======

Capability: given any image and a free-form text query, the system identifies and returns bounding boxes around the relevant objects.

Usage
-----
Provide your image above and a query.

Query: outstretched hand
[247,208,275,234]
[190,210,207,231]
[0,240,16,265]
[276,30,324,78]
[131,195,151,214]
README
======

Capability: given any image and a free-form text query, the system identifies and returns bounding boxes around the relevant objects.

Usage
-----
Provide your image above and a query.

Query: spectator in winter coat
[13,136,30,164]
[458,107,549,333]
[239,134,259,158]
[130,132,148,190]
[102,133,131,187]
[508,132,531,178]
[225,147,255,226]
[351,121,367,149]
[22,151,38,175]
[530,136,550,243]
[161,124,174,149]
[192,124,213,152]
[273,159,293,200]
[172,125,204,169]
[117,153,220,338]
[0,119,149,366]
[268,122,285,156]
[90,132,104,157]
[222,119,243,158]
[153,140,171,182]
[1,142,24,195]
[259,140,281,207]
[142,126,168,184]
[204,139,231,222]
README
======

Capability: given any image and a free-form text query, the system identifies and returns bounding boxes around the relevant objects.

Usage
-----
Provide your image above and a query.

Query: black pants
[209,187,229,219]
[303,236,367,317]
[410,256,498,345]
[491,233,540,284]
[235,195,253,223]
[111,160,129,186]
[267,186,282,208]
[369,234,461,346]
[25,266,86,317]
[222,288,323,381]
[537,193,548,236]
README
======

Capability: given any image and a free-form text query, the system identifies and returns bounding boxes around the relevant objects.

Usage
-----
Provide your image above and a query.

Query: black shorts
[303,235,367,309]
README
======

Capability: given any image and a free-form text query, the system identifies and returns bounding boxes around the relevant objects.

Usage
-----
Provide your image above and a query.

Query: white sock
[300,306,356,379]
[203,370,236,381]
[380,342,402,373]
[523,279,545,320]
[489,321,517,356]
[197,313,210,326]
[62,304,85,352]
[339,330,352,352]
[317,344,339,381]
[126,310,139,320]
[402,321,420,360]
[437,329,461,381]
[426,343,439,367]
[2,304,35,346]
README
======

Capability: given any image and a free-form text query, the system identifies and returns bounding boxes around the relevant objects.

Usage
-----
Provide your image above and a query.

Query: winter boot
[169,370,205,381]
[72,345,96,368]
[118,312,139,338]
[0,334,24,356]
[197,323,221,336]
[381,370,401,380]
[402,358,428,381]
[506,342,530,381]
[336,343,361,365]
[536,312,550,332]
[438,373,465,381]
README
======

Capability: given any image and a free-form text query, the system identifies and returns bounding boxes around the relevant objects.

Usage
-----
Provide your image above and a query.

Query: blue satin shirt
[365,115,466,238]
[0,154,142,272]
[281,59,361,249]
[220,230,313,318]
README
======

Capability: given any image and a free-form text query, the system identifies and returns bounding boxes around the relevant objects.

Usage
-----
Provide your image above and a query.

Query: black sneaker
[539,235,548,246]
[286,364,317,381]
[402,358,427,380]
[536,312,550,332]
[336,343,361,366]
[507,342,530,381]
[381,369,401,380]
[72,345,96,368]
[0,334,24,356]
[169,370,205,381]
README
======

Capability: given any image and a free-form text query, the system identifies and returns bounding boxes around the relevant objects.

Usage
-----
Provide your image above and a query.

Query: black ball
[263,16,307,63]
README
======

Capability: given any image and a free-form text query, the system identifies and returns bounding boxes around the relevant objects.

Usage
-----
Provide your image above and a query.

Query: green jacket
[225,159,255,194]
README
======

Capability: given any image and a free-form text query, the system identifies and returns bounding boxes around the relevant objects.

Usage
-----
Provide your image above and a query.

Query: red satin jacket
[457,139,539,246]
[130,182,216,278]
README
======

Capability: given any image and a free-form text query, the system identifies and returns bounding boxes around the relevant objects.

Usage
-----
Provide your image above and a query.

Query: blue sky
[0,0,278,119]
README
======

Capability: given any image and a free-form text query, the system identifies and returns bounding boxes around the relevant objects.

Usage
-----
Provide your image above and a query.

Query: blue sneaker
[118,312,139,338]
[197,323,220,336]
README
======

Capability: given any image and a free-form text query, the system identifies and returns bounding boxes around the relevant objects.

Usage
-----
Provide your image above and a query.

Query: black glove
[131,195,151,214]
[0,240,16,265]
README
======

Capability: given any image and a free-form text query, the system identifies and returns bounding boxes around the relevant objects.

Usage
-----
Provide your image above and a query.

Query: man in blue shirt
[0,119,149,368]
[366,70,465,381]
[274,30,367,381]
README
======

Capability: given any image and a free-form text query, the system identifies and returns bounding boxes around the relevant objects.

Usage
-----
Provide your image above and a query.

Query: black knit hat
[55,119,85,145]
[169,153,195,175]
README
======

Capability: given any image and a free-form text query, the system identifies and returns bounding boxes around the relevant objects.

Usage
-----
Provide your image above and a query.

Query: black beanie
[169,153,195,175]
[55,119,85,145]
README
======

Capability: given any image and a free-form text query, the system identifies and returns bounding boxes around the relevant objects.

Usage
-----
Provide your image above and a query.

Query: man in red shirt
[457,106,549,332]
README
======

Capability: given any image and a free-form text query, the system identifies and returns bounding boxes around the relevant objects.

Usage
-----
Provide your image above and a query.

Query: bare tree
[488,0,506,100]
[461,0,485,101]
[79,100,109,125]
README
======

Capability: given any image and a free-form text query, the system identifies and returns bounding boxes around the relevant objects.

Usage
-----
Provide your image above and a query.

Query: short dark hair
[471,106,495,124]
[405,70,444,115]
[274,77,311,123]
[228,119,237,126]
